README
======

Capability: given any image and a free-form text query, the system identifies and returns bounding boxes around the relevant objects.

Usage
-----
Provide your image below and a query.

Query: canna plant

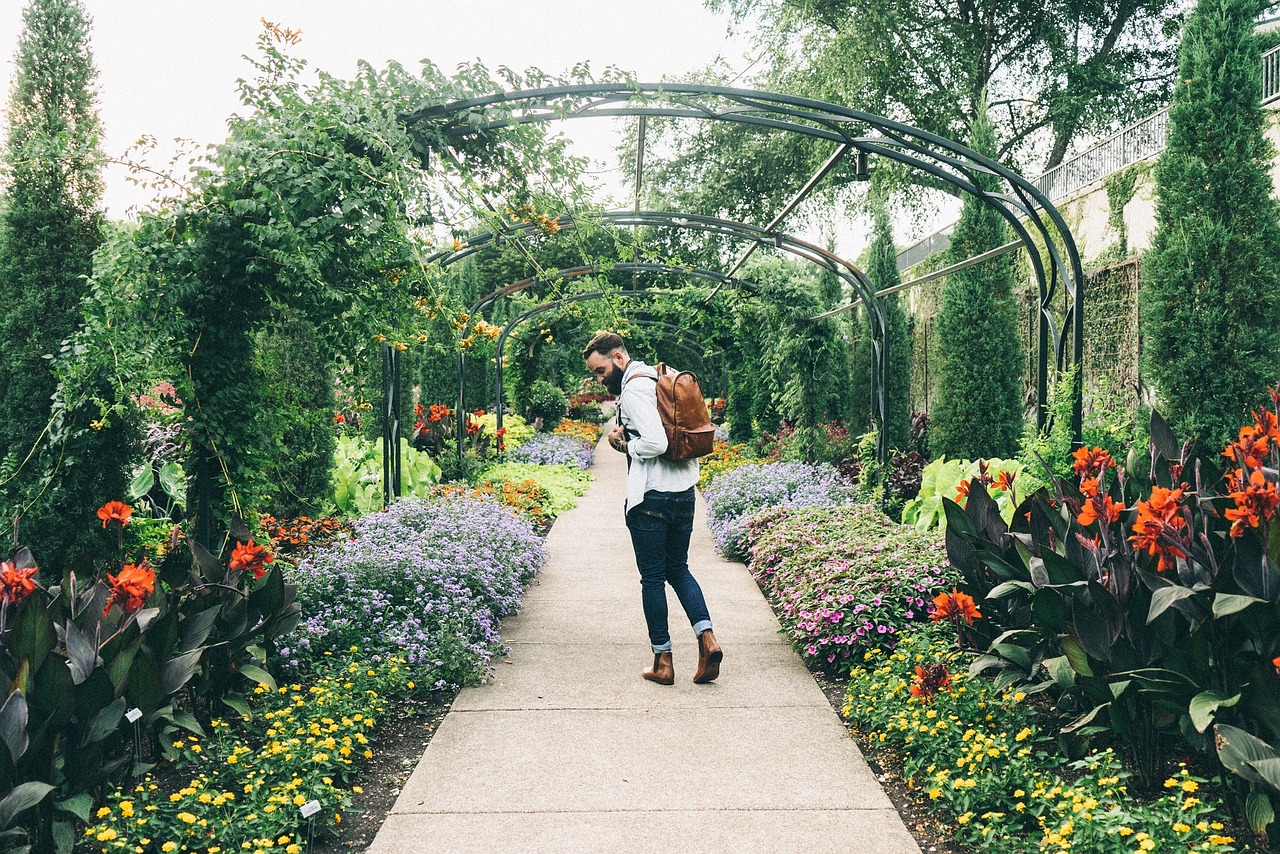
[0,502,300,853]
[942,399,1280,841]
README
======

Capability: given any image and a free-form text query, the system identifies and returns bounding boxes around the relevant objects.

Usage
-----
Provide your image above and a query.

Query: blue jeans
[626,487,713,653]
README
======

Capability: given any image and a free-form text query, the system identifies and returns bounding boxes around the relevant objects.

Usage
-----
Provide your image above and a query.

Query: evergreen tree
[0,0,118,559]
[817,242,855,424]
[929,102,1024,460]
[1142,0,1280,449]
[847,307,874,433]
[865,194,913,451]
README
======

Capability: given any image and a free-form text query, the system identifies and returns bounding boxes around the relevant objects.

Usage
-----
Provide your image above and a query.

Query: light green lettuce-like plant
[474,412,535,451]
[900,456,1042,532]
[332,435,441,517]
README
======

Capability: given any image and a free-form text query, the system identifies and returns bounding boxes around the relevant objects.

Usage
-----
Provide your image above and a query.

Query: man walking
[582,331,723,685]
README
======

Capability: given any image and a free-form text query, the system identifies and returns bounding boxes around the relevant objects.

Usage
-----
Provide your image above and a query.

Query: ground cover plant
[281,496,545,689]
[473,463,592,519]
[698,439,758,490]
[745,504,956,673]
[702,460,858,561]
[552,418,602,448]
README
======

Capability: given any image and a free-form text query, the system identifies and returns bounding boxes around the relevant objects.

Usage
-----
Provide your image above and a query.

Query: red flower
[930,590,982,625]
[428,404,451,423]
[1223,425,1269,469]
[1078,492,1125,528]
[1225,469,1280,537]
[0,561,39,605]
[992,469,1016,494]
[955,479,971,502]
[97,501,133,528]
[1129,485,1188,573]
[1072,446,1115,479]
[229,539,275,580]
[465,419,480,436]
[333,413,346,424]
[104,561,155,616]
[910,663,952,701]
[1273,655,1280,677]
[414,403,424,418]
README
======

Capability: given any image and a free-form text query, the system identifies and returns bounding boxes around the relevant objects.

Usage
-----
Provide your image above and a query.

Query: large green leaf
[0,691,28,764]
[63,619,100,685]
[1146,586,1197,625]
[10,603,55,677]
[160,648,203,696]
[1189,690,1240,733]
[179,606,221,653]
[53,793,92,823]
[158,461,187,505]
[126,465,155,502]
[1213,593,1268,619]
[1246,791,1275,835]
[81,696,126,747]
[0,781,54,829]
[1216,723,1279,786]
[238,664,276,691]
[1060,635,1093,677]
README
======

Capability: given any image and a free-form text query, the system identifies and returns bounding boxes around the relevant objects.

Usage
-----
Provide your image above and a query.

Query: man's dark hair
[582,331,628,360]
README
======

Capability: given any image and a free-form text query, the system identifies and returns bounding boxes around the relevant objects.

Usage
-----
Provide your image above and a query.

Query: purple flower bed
[506,432,594,469]
[282,495,545,690]
[703,461,858,561]
[745,504,958,674]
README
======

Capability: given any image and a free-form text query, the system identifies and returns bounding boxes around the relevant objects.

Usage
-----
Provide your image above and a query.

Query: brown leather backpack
[623,363,717,461]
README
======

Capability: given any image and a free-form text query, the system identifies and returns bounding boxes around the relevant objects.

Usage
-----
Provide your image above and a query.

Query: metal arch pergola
[428,210,889,476]
[401,83,1086,438]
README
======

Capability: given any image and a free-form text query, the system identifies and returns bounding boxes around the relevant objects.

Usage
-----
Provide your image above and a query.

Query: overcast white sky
[0,1,759,217]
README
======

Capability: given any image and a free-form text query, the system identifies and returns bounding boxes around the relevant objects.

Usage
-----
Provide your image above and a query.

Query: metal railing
[898,43,1280,270]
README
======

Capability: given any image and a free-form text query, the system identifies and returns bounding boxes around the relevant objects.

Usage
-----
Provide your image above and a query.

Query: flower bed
[83,653,408,852]
[552,418,601,448]
[474,462,592,518]
[703,460,857,561]
[697,439,758,489]
[843,629,1237,852]
[507,432,595,469]
[745,504,957,672]
[282,496,545,689]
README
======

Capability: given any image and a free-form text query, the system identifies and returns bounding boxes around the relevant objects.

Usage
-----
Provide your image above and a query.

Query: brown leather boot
[693,630,723,684]
[642,651,674,685]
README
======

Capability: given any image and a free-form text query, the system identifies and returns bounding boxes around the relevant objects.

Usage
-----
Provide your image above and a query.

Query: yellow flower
[96,806,112,818]
[1139,840,1155,851]
[96,829,118,842]
[178,811,197,824]
[162,843,178,853]
[1181,779,1199,793]
[1118,827,1134,836]
[293,794,307,806]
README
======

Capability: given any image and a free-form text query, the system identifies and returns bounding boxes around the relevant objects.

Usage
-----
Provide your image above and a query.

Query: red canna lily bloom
[229,539,275,580]
[333,413,345,424]
[1274,655,1280,677]
[1225,469,1280,537]
[1129,485,1188,572]
[1072,446,1115,479]
[910,663,952,702]
[1223,425,1269,470]
[97,501,133,528]
[1078,492,1125,528]
[992,469,1016,494]
[0,561,39,605]
[930,589,982,625]
[103,561,155,616]
[955,479,971,502]
[1256,409,1280,443]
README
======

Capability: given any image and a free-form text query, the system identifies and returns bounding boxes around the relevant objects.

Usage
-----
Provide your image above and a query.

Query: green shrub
[526,380,568,431]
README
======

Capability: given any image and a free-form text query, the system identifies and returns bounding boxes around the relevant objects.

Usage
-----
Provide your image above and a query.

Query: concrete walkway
[368,442,920,853]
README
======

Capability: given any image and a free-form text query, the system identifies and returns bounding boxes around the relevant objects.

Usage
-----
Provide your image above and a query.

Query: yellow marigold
[177,812,197,824]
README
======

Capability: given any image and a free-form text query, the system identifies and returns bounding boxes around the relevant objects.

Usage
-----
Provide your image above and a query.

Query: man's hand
[607,423,627,453]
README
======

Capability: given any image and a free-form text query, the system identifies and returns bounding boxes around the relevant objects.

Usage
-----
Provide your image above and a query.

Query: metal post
[381,344,403,507]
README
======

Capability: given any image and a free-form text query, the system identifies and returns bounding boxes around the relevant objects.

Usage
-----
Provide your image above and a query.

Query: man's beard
[603,364,624,396]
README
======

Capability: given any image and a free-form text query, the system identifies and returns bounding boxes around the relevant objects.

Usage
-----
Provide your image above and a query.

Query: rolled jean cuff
[651,640,673,654]
[693,620,713,637]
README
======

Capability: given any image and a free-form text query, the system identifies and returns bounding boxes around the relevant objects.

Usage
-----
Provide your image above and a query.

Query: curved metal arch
[442,210,889,466]
[403,83,1084,440]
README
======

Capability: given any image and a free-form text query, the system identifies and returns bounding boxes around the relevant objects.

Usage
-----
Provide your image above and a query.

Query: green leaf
[10,603,55,678]
[1146,586,1197,625]
[1043,656,1076,689]
[1189,690,1241,733]
[1246,791,1275,835]
[179,606,221,653]
[169,711,205,738]
[82,696,126,746]
[1215,723,1279,785]
[53,793,93,822]
[1212,593,1267,619]
[221,694,252,720]
[127,466,155,502]
[63,620,100,685]
[0,781,55,829]
[1252,758,1280,793]
[1060,635,1093,677]
[160,648,203,696]
[988,580,1034,599]
[51,819,73,854]
[238,664,276,691]
[0,691,27,764]
[157,461,187,505]
[1062,702,1108,734]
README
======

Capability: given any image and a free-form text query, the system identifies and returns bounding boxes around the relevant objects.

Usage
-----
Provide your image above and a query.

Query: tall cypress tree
[864,193,913,451]
[817,240,855,425]
[1142,0,1280,449]
[929,102,1024,460]
[0,0,108,551]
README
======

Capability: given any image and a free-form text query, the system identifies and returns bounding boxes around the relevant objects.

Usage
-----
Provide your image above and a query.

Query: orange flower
[97,501,133,528]
[333,413,345,424]
[1072,446,1115,479]
[910,663,952,701]
[992,469,1016,494]
[104,561,155,616]
[930,589,982,625]
[1079,477,1099,498]
[1129,485,1188,572]
[0,561,39,605]
[1223,425,1269,469]
[1078,492,1125,527]
[428,404,451,423]
[1225,469,1280,537]
[1273,655,1280,677]
[229,540,275,580]
[955,479,971,502]
[1256,408,1280,442]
